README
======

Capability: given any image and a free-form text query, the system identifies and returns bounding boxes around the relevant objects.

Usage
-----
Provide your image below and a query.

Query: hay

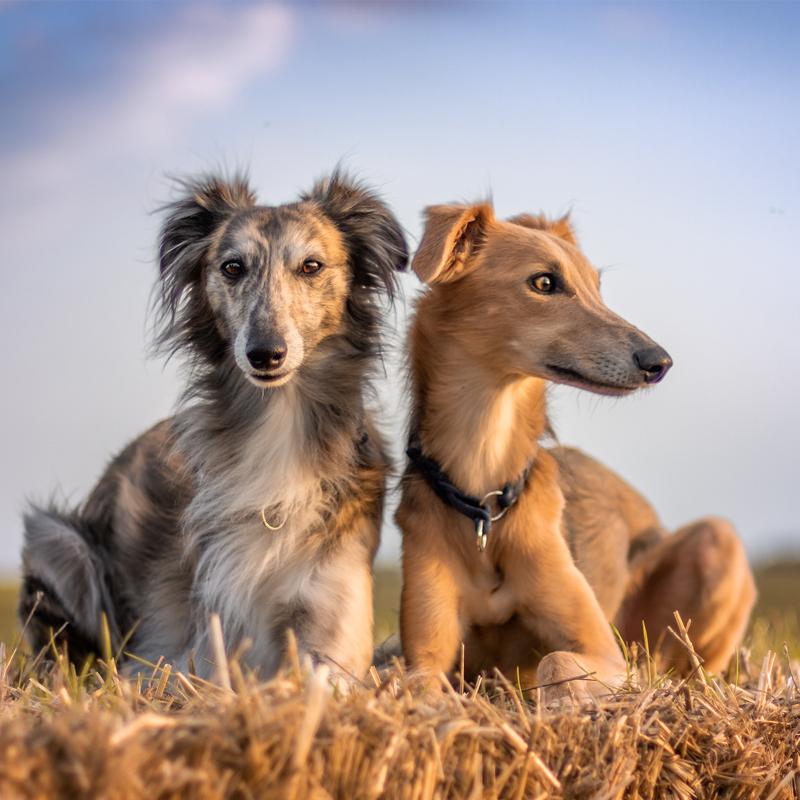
[0,637,798,800]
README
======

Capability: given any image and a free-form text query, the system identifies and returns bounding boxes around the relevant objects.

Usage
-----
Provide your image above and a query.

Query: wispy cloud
[2,3,294,190]
[596,3,667,40]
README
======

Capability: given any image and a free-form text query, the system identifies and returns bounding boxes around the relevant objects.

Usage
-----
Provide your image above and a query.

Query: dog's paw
[404,670,452,702]
[537,651,628,708]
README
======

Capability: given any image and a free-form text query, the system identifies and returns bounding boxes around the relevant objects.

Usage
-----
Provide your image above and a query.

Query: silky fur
[397,203,755,700]
[19,170,408,679]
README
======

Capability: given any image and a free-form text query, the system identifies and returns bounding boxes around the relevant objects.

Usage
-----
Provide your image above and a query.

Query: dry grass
[0,622,798,800]
[0,564,797,798]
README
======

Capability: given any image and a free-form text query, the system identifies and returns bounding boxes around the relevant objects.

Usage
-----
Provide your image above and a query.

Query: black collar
[406,442,533,552]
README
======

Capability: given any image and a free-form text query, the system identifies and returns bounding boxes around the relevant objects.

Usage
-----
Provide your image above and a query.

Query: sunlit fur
[19,170,408,679]
[397,202,755,701]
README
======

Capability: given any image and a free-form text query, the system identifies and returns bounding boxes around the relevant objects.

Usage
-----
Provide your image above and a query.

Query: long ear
[412,203,494,285]
[302,168,408,303]
[508,212,578,246]
[154,173,255,360]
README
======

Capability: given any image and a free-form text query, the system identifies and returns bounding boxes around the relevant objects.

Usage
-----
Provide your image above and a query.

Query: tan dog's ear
[412,203,494,284]
[508,212,578,246]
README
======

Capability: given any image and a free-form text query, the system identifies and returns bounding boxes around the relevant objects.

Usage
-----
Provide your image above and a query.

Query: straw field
[0,562,797,799]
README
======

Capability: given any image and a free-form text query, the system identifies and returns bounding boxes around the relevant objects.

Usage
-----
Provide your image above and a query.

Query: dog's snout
[633,346,673,384]
[246,335,287,371]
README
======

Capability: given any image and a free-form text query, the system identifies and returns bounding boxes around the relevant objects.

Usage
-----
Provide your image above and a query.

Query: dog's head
[155,170,408,388]
[412,203,671,395]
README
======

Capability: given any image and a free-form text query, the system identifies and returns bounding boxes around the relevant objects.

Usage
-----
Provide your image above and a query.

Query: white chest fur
[181,389,339,652]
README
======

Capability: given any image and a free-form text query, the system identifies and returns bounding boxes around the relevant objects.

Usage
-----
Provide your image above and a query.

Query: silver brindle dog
[19,170,408,679]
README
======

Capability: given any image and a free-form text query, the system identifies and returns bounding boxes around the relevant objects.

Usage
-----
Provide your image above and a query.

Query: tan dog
[396,203,755,700]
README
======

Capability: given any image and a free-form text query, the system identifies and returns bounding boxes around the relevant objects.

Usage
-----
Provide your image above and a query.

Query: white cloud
[2,3,294,190]
[116,4,293,146]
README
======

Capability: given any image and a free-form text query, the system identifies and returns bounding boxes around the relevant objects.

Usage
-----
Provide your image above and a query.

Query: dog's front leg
[501,460,628,703]
[291,543,375,683]
[505,531,629,702]
[399,511,463,684]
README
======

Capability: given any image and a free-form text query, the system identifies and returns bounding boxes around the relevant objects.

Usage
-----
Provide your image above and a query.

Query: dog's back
[20,419,190,660]
[553,446,666,617]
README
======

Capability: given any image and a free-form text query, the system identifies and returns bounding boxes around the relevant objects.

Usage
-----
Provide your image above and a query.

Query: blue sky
[1,1,798,569]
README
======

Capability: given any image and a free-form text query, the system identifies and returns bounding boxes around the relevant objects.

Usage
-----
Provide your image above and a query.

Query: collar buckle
[406,441,533,555]
[480,489,509,523]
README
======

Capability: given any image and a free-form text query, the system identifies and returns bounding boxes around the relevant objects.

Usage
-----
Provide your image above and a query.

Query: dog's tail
[19,506,120,664]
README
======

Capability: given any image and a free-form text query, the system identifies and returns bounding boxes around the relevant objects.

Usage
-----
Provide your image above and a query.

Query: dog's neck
[412,328,547,497]
[179,341,368,487]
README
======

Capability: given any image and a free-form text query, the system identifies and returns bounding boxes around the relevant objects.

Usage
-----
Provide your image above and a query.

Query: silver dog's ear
[159,174,256,277]
[508,212,578,246]
[302,168,408,303]
[412,203,495,285]
[154,174,256,359]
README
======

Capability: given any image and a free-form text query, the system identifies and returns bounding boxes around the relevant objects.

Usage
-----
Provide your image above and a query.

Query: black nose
[634,346,673,384]
[246,338,287,371]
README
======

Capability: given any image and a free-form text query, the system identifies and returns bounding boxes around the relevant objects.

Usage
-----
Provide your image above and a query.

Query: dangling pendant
[475,518,488,552]
[260,507,287,531]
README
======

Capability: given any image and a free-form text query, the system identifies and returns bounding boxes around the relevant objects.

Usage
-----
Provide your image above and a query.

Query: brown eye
[529,272,557,294]
[301,259,323,275]
[221,260,244,279]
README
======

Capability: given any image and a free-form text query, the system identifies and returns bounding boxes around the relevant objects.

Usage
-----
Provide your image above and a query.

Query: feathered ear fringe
[152,174,256,365]
[301,168,409,306]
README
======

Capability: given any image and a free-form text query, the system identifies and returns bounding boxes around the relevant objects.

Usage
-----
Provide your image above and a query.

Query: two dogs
[20,173,754,694]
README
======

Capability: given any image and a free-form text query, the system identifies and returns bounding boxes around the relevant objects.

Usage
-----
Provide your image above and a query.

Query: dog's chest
[458,560,518,627]
[184,395,351,638]
[193,512,327,663]
[220,394,325,519]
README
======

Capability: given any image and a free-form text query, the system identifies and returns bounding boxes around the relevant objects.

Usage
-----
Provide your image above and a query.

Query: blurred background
[0,0,797,604]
